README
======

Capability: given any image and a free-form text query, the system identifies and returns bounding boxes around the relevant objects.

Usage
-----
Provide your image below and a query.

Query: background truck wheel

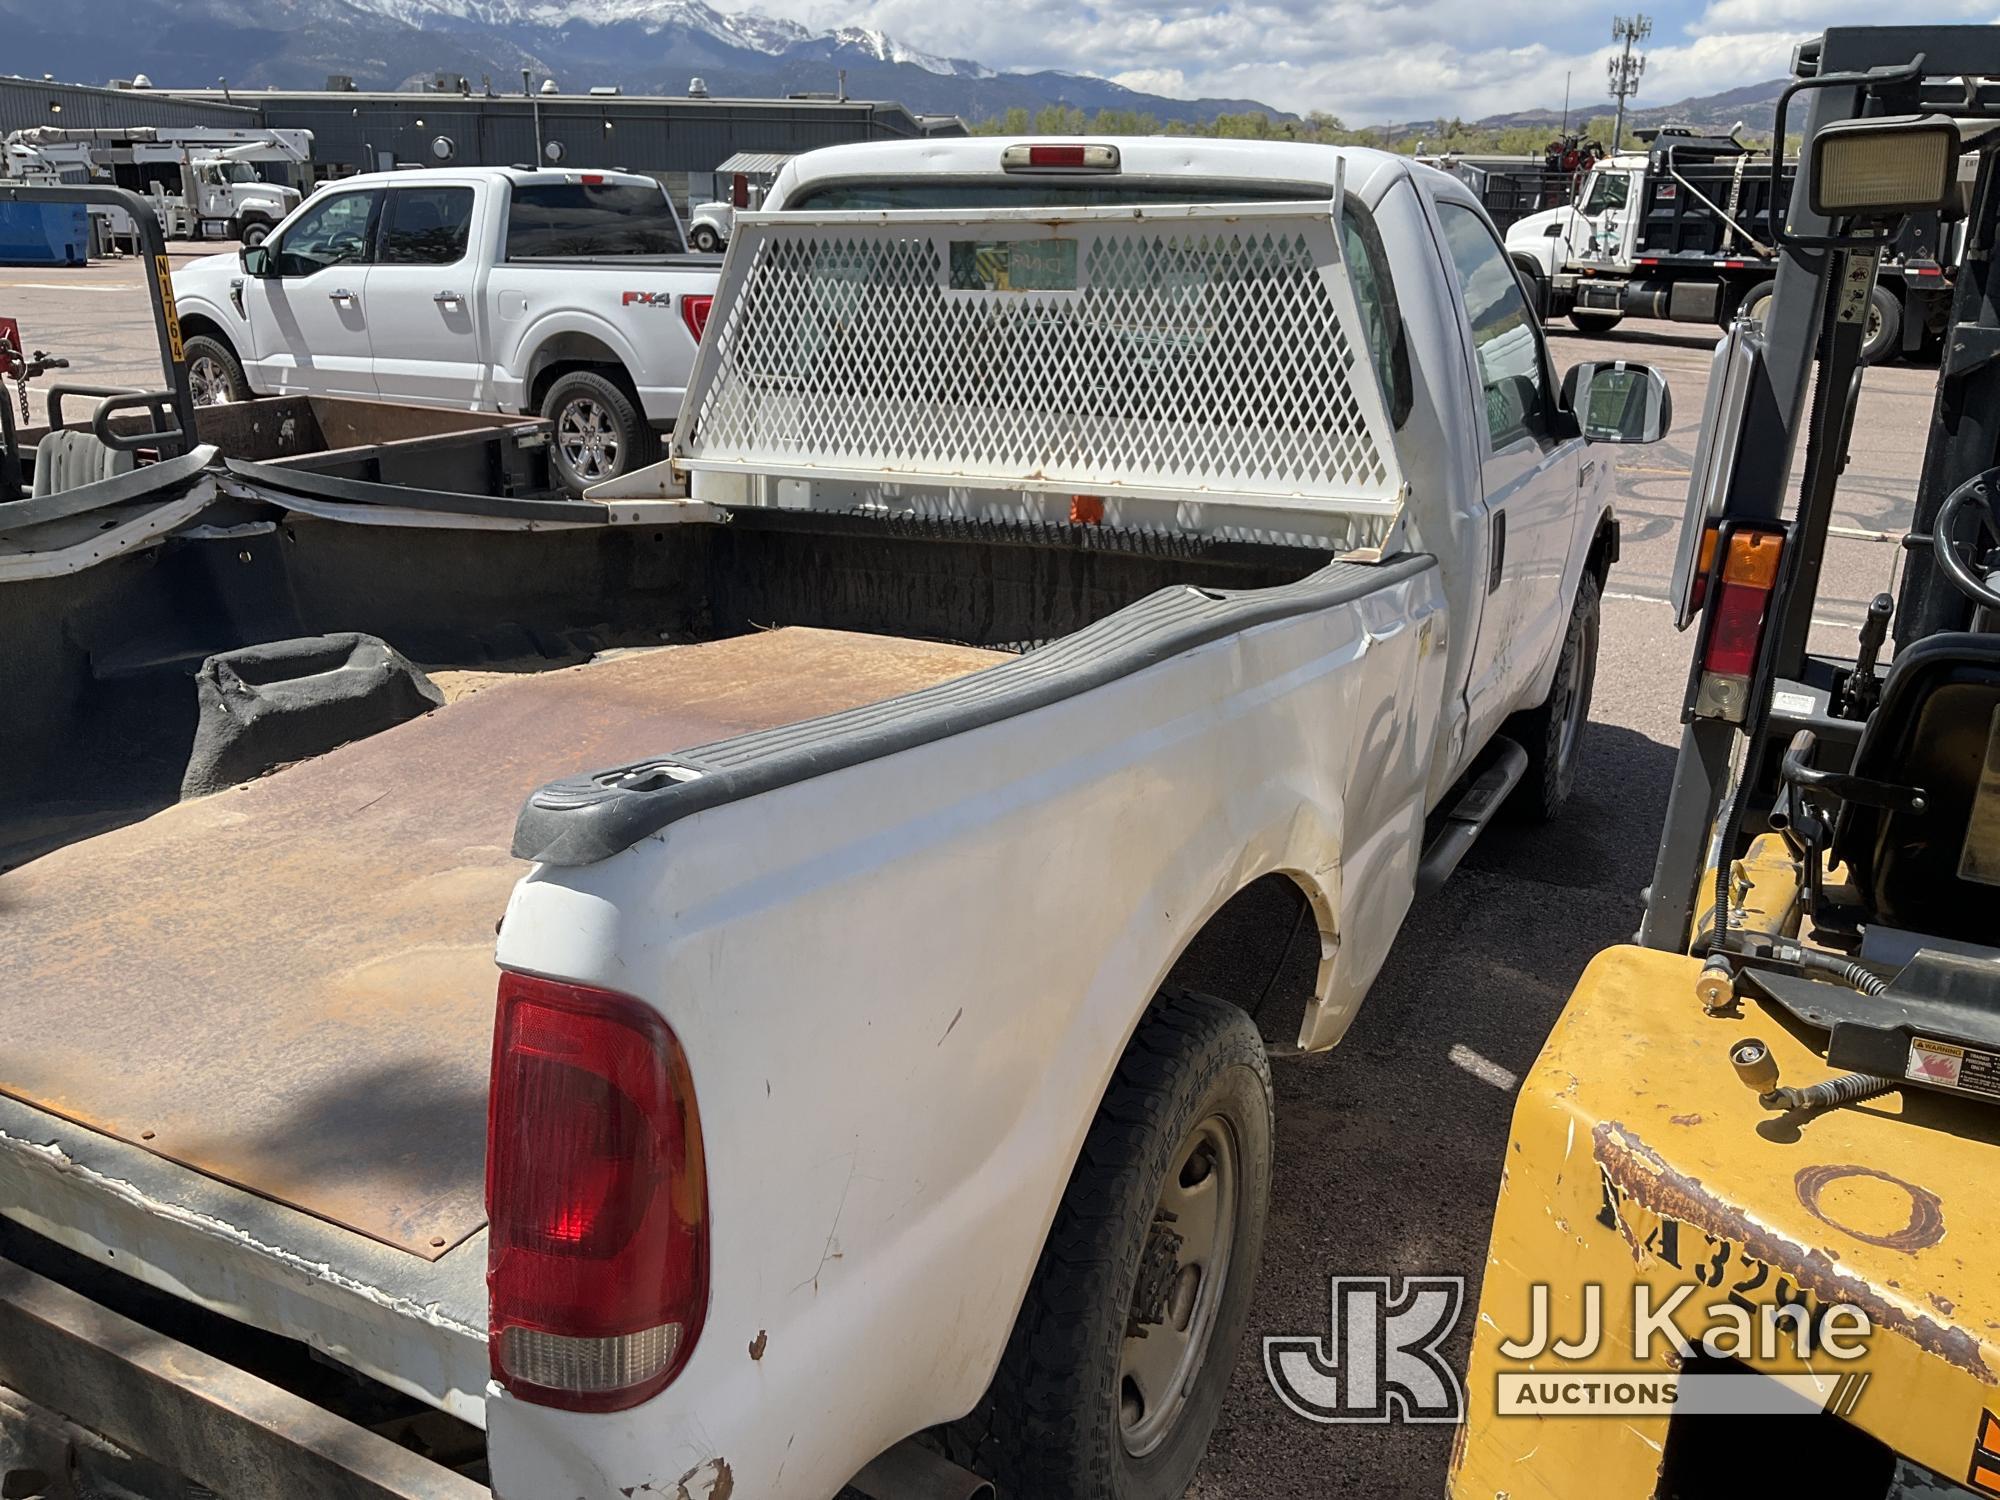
[977,989,1273,1500]
[182,334,251,406]
[1567,307,1624,334]
[1860,284,1902,365]
[1506,570,1600,821]
[1511,256,1551,322]
[237,219,272,249]
[1739,279,1776,327]
[690,224,723,253]
[540,370,658,498]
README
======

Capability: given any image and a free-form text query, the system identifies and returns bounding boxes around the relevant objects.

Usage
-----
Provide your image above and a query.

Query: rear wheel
[690,224,723,253]
[540,369,658,498]
[974,989,1273,1500]
[1567,307,1624,334]
[1860,285,1902,366]
[182,334,251,406]
[1507,570,1600,821]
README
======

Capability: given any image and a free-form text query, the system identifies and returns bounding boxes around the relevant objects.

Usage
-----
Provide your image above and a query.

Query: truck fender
[508,310,649,413]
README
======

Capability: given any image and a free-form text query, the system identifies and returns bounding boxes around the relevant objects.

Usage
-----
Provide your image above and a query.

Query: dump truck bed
[0,627,1002,1412]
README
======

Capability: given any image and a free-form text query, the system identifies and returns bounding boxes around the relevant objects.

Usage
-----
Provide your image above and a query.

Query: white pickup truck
[170,166,720,494]
[0,138,1670,1500]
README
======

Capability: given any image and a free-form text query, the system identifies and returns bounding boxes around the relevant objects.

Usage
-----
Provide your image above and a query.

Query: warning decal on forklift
[1959,705,2000,887]
[1907,1036,2000,1099]
[1969,1408,2000,1496]
[155,254,185,364]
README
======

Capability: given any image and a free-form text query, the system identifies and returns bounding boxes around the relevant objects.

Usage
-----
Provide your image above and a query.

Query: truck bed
[0,628,1002,1263]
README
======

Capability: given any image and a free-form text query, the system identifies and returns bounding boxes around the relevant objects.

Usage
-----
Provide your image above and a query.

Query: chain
[14,374,26,428]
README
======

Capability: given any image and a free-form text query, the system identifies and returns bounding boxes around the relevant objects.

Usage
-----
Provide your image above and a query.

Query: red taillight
[581,173,606,186]
[681,293,713,344]
[1030,145,1088,167]
[1695,527,1784,717]
[487,971,708,1412]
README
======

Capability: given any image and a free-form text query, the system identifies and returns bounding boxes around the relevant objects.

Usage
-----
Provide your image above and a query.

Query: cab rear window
[506,181,685,258]
[784,177,1330,211]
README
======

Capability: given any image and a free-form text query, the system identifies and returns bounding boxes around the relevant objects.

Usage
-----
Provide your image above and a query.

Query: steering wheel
[1933,469,2000,614]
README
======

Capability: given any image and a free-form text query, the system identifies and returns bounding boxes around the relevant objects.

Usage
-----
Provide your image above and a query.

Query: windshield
[783,177,1334,211]
[224,162,258,184]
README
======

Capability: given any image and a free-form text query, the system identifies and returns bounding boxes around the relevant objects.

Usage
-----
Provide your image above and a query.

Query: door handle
[1488,510,1507,594]
[328,288,357,305]
[434,291,465,306]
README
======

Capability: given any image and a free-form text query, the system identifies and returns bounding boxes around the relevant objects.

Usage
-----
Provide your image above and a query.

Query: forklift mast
[1640,26,2000,950]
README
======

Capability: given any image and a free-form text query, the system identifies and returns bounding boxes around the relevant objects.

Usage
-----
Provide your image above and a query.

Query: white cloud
[738,0,1852,121]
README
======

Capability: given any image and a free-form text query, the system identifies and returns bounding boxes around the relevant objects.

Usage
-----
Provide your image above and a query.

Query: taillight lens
[681,294,713,344]
[1694,526,1784,719]
[487,971,708,1412]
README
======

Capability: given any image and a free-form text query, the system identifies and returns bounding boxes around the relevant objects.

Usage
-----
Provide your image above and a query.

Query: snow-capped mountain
[2,0,1270,122]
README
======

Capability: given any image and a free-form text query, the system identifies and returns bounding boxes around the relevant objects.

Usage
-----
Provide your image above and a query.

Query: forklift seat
[1832,632,2000,944]
[30,428,135,497]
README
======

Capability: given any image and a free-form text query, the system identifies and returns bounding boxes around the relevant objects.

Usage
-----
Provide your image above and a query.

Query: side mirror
[1563,360,1672,444]
[241,244,273,277]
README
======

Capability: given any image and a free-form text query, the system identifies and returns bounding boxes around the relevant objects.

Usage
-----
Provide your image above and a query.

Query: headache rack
[666,200,1409,552]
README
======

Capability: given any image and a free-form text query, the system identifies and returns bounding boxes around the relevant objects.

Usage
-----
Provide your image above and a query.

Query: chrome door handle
[433,291,464,305]
[328,288,356,304]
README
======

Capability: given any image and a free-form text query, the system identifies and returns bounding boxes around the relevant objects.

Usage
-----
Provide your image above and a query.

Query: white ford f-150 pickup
[0,137,1670,1500]
[170,166,722,494]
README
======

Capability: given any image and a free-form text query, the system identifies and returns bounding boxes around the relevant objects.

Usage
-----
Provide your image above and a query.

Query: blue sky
[759,0,1998,122]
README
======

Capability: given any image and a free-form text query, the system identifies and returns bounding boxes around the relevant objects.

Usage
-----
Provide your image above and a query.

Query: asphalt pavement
[0,253,1941,1497]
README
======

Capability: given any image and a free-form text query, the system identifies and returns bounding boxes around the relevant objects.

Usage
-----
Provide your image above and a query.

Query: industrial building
[0,74,963,204]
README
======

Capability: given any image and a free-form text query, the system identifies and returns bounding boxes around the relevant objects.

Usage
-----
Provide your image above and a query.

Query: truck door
[1432,198,1585,739]
[1572,167,1637,264]
[239,186,381,400]
[364,183,482,407]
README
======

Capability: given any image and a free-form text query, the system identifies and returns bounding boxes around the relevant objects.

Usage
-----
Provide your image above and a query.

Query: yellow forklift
[1453,26,2000,1499]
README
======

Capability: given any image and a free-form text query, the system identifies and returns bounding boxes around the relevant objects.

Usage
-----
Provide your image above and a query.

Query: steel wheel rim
[557,397,619,480]
[188,355,231,406]
[1119,1115,1238,1458]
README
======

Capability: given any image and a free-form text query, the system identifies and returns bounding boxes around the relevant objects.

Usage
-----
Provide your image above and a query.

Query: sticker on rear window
[949,239,1077,293]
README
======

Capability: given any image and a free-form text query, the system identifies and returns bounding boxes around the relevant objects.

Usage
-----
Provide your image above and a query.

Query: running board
[1415,737,1529,897]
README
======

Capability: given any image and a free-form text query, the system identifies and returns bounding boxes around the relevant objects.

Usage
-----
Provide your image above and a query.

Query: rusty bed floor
[0,628,1003,1259]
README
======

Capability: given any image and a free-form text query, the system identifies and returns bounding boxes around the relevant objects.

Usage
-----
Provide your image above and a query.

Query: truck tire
[541,369,658,498]
[1739,279,1776,327]
[1512,257,1551,322]
[975,989,1273,1500]
[237,218,273,249]
[1567,307,1624,334]
[1507,570,1600,822]
[690,224,723,253]
[182,334,252,406]
[1860,285,1902,366]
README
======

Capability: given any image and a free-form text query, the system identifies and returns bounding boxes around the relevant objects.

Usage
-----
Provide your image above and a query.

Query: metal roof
[714,151,791,175]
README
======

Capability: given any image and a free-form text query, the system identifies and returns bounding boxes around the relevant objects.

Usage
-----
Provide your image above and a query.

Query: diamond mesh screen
[677,204,1405,512]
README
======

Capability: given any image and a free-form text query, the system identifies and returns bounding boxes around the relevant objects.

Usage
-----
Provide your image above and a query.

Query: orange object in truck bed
[0,628,1002,1259]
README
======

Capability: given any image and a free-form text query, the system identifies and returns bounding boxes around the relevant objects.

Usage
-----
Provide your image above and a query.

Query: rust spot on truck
[1794,1163,1946,1253]
[749,1329,768,1361]
[1592,1120,1994,1384]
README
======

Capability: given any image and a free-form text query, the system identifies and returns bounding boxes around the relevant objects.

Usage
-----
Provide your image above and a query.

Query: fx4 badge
[621,291,674,308]
[1264,1276,1466,1423]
